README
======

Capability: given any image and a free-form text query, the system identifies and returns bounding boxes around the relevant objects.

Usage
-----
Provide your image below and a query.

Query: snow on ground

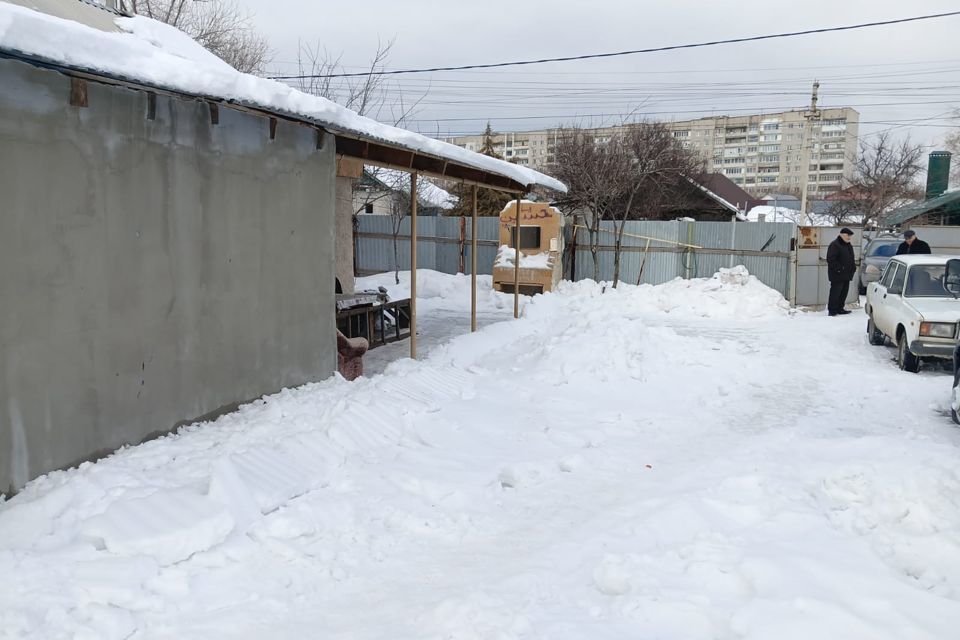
[3,268,960,639]
[354,271,517,375]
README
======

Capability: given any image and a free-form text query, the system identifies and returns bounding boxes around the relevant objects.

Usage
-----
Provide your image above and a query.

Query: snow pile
[494,245,554,270]
[0,3,565,193]
[531,265,789,321]
[637,265,790,318]
[115,15,235,72]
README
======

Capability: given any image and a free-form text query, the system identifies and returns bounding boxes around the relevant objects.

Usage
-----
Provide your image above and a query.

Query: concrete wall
[0,59,337,494]
[335,176,356,294]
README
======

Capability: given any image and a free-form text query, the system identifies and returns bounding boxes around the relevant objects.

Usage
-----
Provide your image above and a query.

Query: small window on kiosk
[509,225,541,250]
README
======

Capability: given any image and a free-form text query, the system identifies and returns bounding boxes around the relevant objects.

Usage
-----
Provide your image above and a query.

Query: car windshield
[867,240,899,257]
[904,265,949,297]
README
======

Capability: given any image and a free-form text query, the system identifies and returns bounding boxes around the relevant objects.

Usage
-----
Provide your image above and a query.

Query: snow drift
[3,266,958,640]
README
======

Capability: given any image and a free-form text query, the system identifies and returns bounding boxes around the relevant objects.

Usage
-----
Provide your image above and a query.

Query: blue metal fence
[354,216,794,296]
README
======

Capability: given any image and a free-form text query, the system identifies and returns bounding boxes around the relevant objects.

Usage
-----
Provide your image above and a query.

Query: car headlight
[919,322,956,338]
[865,264,881,275]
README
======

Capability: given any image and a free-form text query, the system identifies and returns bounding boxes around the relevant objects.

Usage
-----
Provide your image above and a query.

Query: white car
[864,255,960,373]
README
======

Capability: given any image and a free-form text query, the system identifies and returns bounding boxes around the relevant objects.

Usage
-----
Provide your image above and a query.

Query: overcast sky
[239,0,959,149]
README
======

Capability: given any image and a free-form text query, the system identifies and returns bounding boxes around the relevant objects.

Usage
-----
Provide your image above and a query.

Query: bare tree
[127,1,270,74]
[294,38,424,126]
[551,122,701,286]
[292,40,429,284]
[551,127,632,281]
[448,123,513,217]
[387,181,412,286]
[834,132,925,228]
[352,169,434,284]
[613,122,703,287]
[821,199,866,226]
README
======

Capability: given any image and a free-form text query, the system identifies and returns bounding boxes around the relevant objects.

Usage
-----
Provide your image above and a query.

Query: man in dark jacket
[826,228,856,316]
[896,230,931,255]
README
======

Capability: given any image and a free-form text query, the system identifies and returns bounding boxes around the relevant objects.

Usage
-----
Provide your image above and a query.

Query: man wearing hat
[896,230,931,255]
[826,228,856,316]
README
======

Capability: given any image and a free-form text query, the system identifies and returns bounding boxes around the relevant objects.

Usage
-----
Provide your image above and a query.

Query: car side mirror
[946,259,960,298]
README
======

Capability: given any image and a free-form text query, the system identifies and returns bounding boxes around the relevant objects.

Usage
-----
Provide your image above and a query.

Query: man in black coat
[826,228,856,316]
[896,230,931,255]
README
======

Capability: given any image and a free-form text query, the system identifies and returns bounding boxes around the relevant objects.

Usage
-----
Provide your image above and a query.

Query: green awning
[885,189,960,226]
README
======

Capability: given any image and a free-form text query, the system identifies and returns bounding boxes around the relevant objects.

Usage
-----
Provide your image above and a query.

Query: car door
[878,263,908,338]
[872,261,901,337]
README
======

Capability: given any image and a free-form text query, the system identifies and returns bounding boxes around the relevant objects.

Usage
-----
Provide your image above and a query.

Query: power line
[406,101,960,125]
[268,11,960,80]
[263,57,960,75]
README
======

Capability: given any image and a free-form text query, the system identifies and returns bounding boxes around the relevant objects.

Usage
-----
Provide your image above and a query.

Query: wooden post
[410,172,418,359]
[471,185,478,332]
[569,218,578,281]
[636,238,652,286]
[514,193,521,319]
[459,216,466,274]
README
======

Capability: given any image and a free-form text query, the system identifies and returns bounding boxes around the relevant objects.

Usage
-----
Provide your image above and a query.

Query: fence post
[459,216,466,274]
[471,185,478,332]
[636,237,652,286]
[409,173,418,359]
[569,219,578,281]
[728,220,737,268]
[683,221,696,279]
[789,227,799,307]
[514,194,521,319]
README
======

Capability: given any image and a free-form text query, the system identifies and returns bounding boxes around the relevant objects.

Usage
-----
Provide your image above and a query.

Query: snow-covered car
[857,234,900,295]
[865,255,960,373]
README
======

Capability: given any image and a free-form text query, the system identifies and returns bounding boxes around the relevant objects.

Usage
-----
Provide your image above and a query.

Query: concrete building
[0,0,562,493]
[443,107,859,198]
[664,108,860,197]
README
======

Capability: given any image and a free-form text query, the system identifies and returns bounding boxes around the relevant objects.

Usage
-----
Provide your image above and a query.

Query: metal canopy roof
[885,190,960,226]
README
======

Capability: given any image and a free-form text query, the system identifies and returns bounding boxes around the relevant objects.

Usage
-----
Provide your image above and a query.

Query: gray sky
[240,0,959,149]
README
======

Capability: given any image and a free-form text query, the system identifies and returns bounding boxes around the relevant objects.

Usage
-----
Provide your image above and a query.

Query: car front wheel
[867,317,885,346]
[898,335,920,373]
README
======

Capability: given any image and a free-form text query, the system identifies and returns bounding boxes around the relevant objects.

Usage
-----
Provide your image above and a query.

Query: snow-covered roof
[741,205,802,223]
[4,0,125,30]
[0,1,567,194]
[367,168,455,210]
[741,204,866,227]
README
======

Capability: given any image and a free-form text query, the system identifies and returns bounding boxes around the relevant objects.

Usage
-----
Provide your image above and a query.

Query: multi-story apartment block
[442,107,859,197]
[445,129,563,169]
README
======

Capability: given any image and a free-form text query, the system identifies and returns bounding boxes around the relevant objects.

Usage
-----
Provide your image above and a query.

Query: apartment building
[442,107,859,197]
[444,129,562,168]
[667,108,859,196]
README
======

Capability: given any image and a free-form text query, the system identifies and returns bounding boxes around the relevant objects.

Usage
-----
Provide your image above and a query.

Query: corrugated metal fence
[354,216,501,277]
[354,216,795,297]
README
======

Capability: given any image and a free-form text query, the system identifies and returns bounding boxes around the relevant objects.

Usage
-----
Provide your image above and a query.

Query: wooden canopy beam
[335,135,528,194]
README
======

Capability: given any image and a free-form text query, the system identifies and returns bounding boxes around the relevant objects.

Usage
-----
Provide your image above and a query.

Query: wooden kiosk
[492,201,565,295]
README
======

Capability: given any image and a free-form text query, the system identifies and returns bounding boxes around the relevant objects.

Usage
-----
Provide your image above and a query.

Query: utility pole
[798,81,821,226]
